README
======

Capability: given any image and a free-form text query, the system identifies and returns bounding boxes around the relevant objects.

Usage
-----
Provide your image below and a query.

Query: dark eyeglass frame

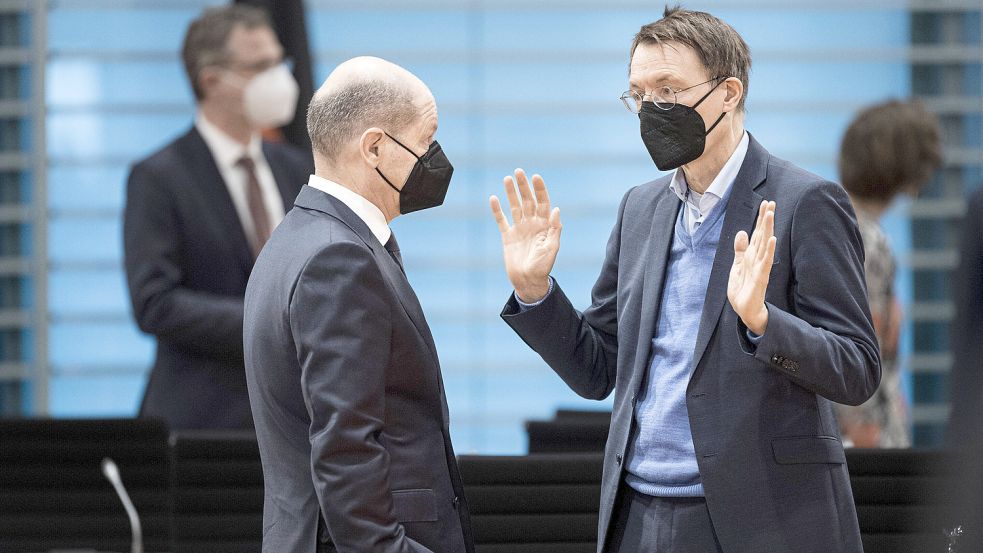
[619,76,723,113]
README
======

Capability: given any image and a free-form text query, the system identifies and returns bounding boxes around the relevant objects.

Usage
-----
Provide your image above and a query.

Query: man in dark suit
[489,7,880,553]
[124,5,311,430]
[243,56,473,553]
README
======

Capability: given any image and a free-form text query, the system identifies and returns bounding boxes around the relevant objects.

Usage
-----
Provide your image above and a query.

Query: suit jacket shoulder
[130,127,201,177]
[765,153,844,203]
[263,139,313,170]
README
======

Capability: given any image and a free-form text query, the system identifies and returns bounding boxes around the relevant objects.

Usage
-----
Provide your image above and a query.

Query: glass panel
[44,1,915,451]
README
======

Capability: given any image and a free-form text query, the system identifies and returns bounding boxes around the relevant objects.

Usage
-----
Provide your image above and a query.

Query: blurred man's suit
[124,119,310,430]
[243,183,473,552]
[502,136,880,553]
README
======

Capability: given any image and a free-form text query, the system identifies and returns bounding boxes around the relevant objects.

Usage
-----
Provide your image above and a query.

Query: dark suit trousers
[608,479,723,553]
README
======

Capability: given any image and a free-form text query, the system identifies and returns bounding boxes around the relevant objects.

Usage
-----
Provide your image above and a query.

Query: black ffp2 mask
[639,79,727,171]
[376,133,454,214]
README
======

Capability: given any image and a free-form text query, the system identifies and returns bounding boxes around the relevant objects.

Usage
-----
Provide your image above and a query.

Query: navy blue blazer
[502,135,880,553]
[123,127,311,430]
[244,187,473,553]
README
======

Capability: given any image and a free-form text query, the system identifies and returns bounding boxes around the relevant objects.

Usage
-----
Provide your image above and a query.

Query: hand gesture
[489,169,562,303]
[727,200,776,336]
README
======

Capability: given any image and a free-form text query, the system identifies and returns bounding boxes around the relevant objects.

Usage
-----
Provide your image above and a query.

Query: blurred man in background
[124,5,312,430]
[244,57,472,553]
[836,99,942,448]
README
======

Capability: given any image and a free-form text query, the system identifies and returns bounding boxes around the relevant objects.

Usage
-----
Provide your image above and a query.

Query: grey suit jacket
[502,135,880,553]
[244,186,473,553]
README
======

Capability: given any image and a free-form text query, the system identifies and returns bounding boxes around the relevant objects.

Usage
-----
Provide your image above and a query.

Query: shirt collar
[669,131,750,204]
[195,112,263,169]
[306,174,392,246]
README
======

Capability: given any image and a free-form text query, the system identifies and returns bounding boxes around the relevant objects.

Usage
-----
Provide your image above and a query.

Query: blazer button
[630,394,637,405]
[452,496,460,510]
[616,453,623,465]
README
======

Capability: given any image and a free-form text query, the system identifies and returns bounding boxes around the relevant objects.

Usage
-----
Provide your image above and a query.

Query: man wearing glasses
[490,6,879,552]
[124,5,312,430]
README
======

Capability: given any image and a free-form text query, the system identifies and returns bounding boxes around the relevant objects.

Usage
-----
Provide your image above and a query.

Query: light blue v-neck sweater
[624,188,730,498]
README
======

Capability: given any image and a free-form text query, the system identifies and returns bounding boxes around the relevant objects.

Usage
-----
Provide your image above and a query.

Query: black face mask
[639,79,727,171]
[376,132,454,214]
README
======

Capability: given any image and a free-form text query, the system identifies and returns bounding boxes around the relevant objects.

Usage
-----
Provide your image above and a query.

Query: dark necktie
[236,156,273,258]
[384,233,404,274]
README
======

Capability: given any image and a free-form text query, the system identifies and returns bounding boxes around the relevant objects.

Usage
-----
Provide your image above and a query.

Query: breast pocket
[392,488,438,523]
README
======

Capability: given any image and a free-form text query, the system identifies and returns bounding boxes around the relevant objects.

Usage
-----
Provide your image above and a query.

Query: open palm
[490,169,562,303]
[727,200,777,335]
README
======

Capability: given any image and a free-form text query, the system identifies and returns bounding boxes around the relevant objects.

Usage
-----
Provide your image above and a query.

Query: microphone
[100,458,143,553]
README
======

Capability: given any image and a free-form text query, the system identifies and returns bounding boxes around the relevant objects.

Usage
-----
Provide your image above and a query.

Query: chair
[525,409,610,453]
[0,418,170,552]
[847,448,948,552]
[169,431,264,553]
[459,453,604,553]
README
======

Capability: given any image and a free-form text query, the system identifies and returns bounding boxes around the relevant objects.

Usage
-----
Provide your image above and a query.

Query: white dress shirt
[195,113,286,246]
[669,131,750,235]
[306,174,392,246]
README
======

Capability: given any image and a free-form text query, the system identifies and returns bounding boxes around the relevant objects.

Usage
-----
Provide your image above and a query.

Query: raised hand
[727,200,777,336]
[489,168,562,303]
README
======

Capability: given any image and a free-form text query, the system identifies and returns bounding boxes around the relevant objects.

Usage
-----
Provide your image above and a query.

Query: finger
[503,175,522,223]
[756,210,775,262]
[515,168,536,217]
[765,235,777,263]
[532,174,550,217]
[546,207,563,243]
[489,195,509,234]
[732,230,749,265]
[753,236,778,286]
[549,206,562,231]
[750,200,767,251]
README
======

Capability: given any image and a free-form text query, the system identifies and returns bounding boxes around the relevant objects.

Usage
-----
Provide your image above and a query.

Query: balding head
[306,56,433,164]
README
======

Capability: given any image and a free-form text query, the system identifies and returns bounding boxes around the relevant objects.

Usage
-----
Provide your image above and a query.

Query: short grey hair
[181,5,272,101]
[631,5,752,111]
[306,79,419,163]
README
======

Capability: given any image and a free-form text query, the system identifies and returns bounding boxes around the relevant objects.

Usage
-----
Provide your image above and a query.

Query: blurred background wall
[0,0,979,453]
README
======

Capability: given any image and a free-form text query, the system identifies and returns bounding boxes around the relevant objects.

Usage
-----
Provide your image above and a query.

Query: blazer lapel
[689,136,768,375]
[183,127,254,273]
[293,187,442,368]
[629,188,682,394]
[374,246,442,368]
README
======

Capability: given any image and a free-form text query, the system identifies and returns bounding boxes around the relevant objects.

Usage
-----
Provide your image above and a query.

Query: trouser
[608,481,724,553]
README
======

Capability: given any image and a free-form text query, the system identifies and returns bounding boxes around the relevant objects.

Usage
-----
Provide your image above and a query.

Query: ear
[722,77,744,112]
[198,66,222,99]
[359,128,386,168]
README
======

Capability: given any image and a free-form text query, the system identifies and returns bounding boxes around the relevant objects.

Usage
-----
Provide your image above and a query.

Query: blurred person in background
[836,99,942,448]
[123,5,312,430]
[244,57,472,553]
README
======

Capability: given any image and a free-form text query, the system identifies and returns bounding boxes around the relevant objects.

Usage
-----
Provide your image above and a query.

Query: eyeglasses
[619,76,722,113]
[219,56,294,75]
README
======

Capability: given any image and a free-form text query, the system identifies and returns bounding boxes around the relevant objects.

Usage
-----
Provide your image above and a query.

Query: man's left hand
[728,200,777,336]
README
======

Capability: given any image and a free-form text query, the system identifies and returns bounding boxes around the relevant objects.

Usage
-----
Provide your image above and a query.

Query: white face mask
[225,63,299,129]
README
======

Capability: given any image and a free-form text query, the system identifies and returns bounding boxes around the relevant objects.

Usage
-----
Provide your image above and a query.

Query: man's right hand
[489,168,562,303]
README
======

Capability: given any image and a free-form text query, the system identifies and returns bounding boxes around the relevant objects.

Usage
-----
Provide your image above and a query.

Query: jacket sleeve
[290,241,430,553]
[123,163,245,363]
[499,189,632,400]
[738,180,881,406]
